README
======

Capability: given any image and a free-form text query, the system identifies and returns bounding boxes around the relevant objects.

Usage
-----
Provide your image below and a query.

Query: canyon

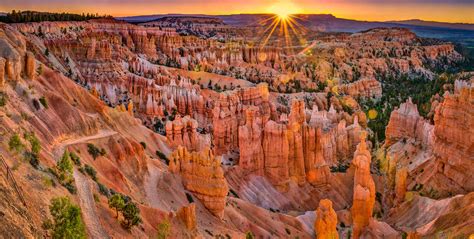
[0,15,473,239]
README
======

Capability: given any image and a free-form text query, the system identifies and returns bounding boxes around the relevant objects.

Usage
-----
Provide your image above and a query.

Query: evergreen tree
[49,197,86,239]
[108,194,125,218]
[122,202,142,229]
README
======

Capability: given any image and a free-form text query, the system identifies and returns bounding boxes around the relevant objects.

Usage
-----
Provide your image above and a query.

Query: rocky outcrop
[262,120,290,188]
[385,98,434,146]
[0,57,5,87]
[394,167,408,204]
[176,203,197,231]
[351,132,375,239]
[25,52,36,80]
[166,116,206,151]
[238,106,264,174]
[383,80,473,198]
[314,199,339,239]
[169,146,228,218]
[213,83,271,155]
[238,99,365,190]
[432,80,474,192]
[339,77,382,98]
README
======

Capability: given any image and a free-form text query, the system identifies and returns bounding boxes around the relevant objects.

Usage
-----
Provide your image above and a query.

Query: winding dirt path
[52,129,117,239]
[74,169,110,239]
[144,165,164,209]
[53,129,117,159]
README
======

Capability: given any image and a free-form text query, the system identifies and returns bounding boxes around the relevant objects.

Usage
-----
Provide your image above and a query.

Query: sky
[1,0,474,23]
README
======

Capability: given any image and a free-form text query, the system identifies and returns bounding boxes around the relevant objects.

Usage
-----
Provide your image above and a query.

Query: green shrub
[9,134,24,153]
[39,96,48,109]
[140,141,146,149]
[57,151,73,175]
[70,152,81,166]
[87,144,106,160]
[84,164,97,181]
[24,132,41,155]
[48,197,86,239]
[0,92,7,107]
[185,192,194,203]
[24,151,39,169]
[108,194,125,218]
[97,182,110,197]
[157,218,171,239]
[156,150,169,165]
[122,202,142,229]
[63,182,77,194]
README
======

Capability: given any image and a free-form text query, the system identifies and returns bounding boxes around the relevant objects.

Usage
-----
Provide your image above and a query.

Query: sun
[268,0,301,19]
[259,0,307,51]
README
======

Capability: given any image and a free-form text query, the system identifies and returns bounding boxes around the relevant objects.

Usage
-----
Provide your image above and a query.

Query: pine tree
[49,197,86,239]
[108,194,125,218]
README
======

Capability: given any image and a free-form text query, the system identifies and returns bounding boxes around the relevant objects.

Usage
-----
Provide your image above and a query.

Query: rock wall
[166,116,207,151]
[385,98,434,146]
[383,80,473,198]
[25,51,36,80]
[432,80,474,191]
[238,99,365,190]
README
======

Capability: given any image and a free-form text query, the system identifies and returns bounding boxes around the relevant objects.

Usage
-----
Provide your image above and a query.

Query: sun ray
[257,1,308,50]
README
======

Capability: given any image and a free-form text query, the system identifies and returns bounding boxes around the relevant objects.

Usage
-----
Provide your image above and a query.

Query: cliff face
[166,115,207,151]
[383,80,473,199]
[238,99,365,190]
[169,146,229,218]
[432,81,474,191]
[385,98,434,146]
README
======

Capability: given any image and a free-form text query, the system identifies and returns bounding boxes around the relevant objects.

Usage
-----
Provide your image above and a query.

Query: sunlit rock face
[169,146,228,218]
[351,132,375,239]
[314,199,339,239]
[176,203,197,230]
[432,80,474,192]
[236,98,366,190]
[382,80,473,199]
[385,98,434,146]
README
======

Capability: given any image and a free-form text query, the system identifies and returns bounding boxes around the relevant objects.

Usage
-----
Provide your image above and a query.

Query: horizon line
[2,9,473,25]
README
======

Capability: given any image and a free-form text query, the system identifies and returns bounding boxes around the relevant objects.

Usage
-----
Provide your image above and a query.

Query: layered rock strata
[169,146,228,218]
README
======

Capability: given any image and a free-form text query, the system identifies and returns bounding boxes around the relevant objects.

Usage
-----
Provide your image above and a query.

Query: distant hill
[389,19,474,31]
[119,13,474,48]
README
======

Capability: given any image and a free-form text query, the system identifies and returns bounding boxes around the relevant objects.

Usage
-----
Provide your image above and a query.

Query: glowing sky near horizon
[1,0,473,23]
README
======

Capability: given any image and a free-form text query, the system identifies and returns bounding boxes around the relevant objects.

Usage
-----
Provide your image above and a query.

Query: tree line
[0,10,112,23]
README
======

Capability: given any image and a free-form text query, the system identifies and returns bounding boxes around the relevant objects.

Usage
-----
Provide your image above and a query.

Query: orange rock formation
[351,132,375,239]
[315,199,339,239]
[169,146,229,218]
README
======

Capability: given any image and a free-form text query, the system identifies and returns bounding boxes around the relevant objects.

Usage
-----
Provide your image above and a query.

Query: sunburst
[258,1,307,52]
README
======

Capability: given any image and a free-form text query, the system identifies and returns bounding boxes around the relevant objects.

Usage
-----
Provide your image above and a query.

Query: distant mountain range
[389,19,474,31]
[118,14,474,48]
[119,14,474,32]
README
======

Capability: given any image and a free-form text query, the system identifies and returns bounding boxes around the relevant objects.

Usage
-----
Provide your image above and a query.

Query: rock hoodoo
[314,199,339,239]
[169,146,228,218]
[351,131,375,239]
